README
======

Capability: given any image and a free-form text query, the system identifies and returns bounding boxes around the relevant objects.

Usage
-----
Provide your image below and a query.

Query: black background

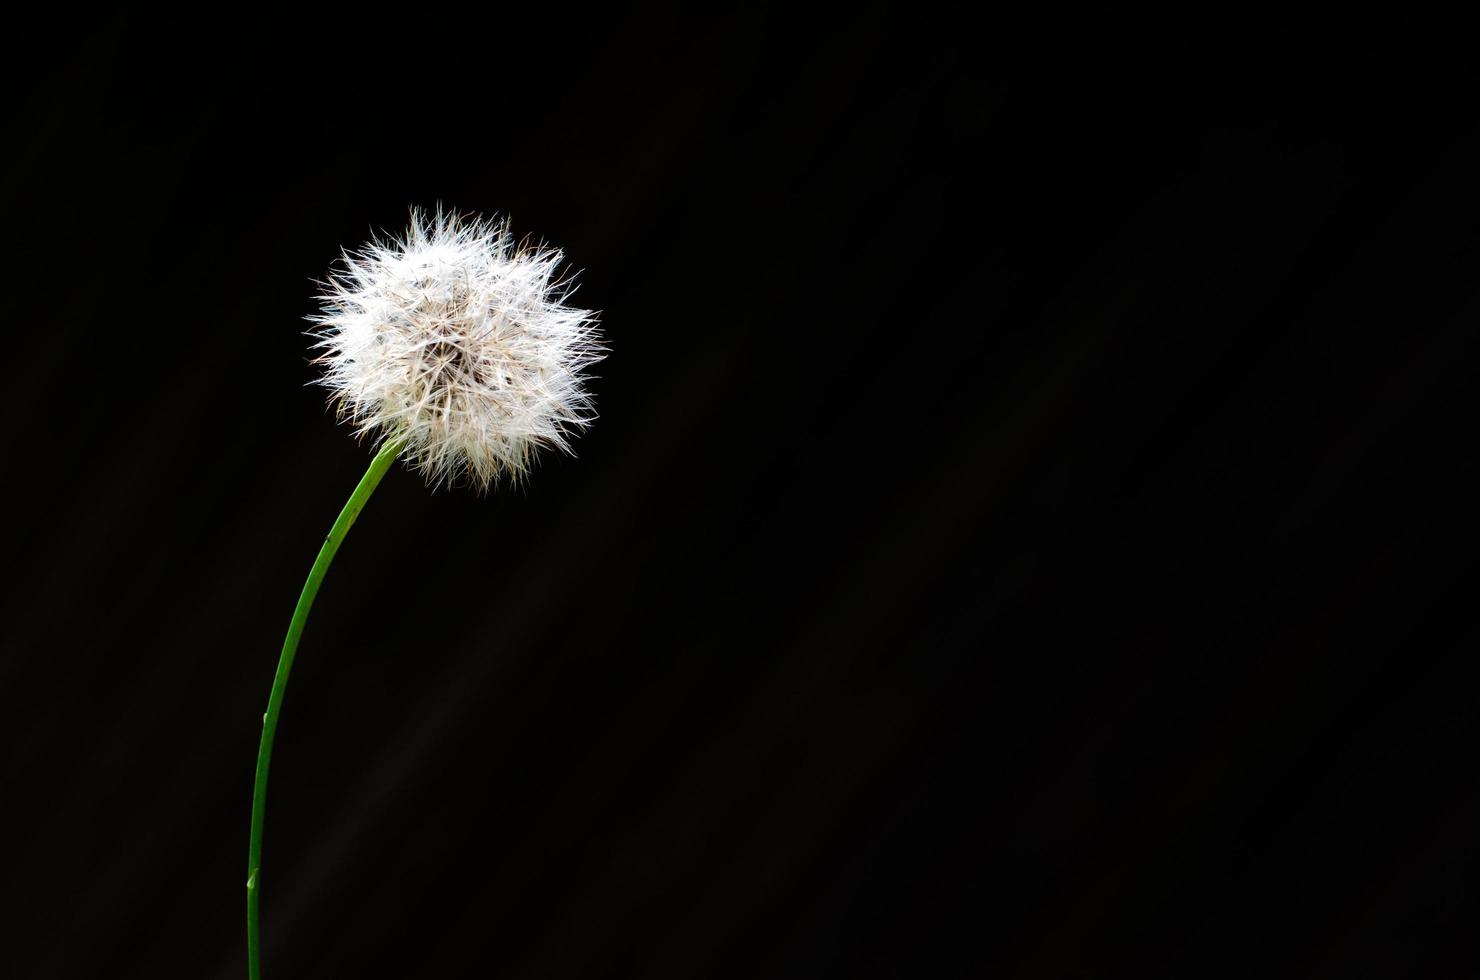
[4,7,1478,978]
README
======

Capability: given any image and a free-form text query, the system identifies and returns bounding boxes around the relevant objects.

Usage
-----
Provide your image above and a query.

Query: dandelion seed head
[310,207,603,490]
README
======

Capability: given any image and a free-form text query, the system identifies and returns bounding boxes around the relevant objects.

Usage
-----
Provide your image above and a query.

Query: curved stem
[248,440,401,980]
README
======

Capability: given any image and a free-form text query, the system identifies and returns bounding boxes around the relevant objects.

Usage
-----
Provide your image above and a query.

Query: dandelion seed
[310,207,604,489]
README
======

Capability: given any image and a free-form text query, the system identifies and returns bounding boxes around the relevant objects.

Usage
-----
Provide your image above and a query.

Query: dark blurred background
[3,6,1477,978]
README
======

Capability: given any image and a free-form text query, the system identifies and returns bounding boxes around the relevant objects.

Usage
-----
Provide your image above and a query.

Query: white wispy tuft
[310,207,603,490]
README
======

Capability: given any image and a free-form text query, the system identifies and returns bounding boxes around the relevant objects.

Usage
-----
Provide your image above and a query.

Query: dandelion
[246,208,602,979]
[310,208,602,490]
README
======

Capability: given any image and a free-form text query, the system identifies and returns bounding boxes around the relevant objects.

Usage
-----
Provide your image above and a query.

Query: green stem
[248,440,401,980]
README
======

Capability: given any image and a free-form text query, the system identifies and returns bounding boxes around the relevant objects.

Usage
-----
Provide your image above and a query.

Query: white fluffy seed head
[310,208,603,491]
